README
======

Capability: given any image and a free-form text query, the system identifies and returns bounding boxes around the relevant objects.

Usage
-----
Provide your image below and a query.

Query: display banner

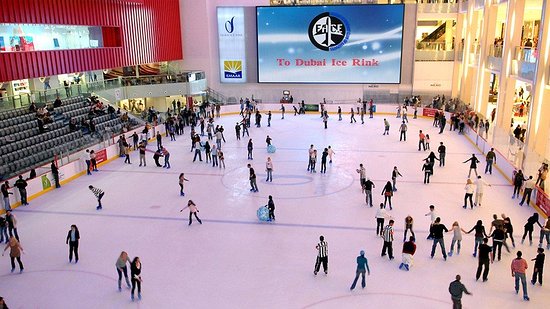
[217,7,247,83]
[257,5,404,84]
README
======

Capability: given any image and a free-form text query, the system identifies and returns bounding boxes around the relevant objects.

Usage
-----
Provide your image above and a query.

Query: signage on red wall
[422,108,438,117]
[536,188,550,217]
[95,149,108,164]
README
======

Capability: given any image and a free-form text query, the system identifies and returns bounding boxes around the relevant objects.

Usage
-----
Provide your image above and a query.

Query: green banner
[41,175,51,190]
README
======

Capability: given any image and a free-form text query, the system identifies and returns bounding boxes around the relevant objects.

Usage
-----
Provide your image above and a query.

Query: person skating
[502,214,516,248]
[248,164,258,192]
[519,176,535,206]
[422,159,433,184]
[235,122,241,140]
[322,111,328,129]
[320,148,328,173]
[0,216,7,244]
[511,251,530,301]
[51,161,61,188]
[14,176,28,206]
[280,104,285,119]
[327,146,334,164]
[485,148,496,174]
[153,149,163,167]
[130,257,143,301]
[448,221,467,257]
[463,154,480,178]
[337,106,342,121]
[476,238,493,281]
[474,176,490,206]
[65,224,80,263]
[162,147,170,169]
[375,203,389,236]
[404,215,415,242]
[399,121,407,141]
[307,145,315,171]
[363,178,375,207]
[538,217,550,249]
[88,185,104,210]
[383,119,390,135]
[349,250,370,290]
[265,157,274,182]
[531,247,545,285]
[381,181,393,209]
[314,236,328,275]
[467,220,488,257]
[512,169,527,199]
[350,108,356,123]
[438,142,446,167]
[399,236,416,271]
[267,196,275,221]
[430,217,448,260]
[124,145,131,164]
[391,166,402,191]
[116,251,132,291]
[356,164,366,192]
[247,139,253,160]
[381,220,395,260]
[521,213,542,246]
[181,200,202,225]
[489,226,509,261]
[449,275,472,309]
[138,142,147,166]
[309,150,317,173]
[178,173,189,196]
[418,130,426,151]
[463,179,474,209]
[4,211,19,242]
[425,205,437,240]
[2,237,24,273]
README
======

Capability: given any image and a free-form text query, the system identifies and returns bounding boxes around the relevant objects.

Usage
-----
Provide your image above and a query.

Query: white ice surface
[0,113,547,309]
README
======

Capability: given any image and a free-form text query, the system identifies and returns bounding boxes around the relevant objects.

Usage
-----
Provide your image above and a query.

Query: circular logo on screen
[308,12,350,51]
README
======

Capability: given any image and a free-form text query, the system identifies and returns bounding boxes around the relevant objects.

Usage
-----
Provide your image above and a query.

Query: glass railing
[515,46,538,63]
[511,46,538,80]
[488,45,503,58]
[417,2,459,13]
[416,41,454,51]
[486,45,503,70]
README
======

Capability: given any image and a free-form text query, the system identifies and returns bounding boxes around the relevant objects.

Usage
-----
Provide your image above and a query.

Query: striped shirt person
[381,220,395,260]
[314,236,328,275]
[89,185,105,210]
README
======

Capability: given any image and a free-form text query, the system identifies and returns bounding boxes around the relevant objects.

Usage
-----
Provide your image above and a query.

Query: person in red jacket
[511,251,530,301]
[399,236,416,271]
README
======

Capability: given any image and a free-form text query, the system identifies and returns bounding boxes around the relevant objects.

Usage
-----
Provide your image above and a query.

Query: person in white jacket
[463,179,475,209]
[375,203,390,236]
[265,157,273,182]
[474,176,491,207]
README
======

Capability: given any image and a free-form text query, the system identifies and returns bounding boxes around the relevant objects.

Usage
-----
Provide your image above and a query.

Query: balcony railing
[417,2,459,13]
[510,47,538,80]
[415,42,455,61]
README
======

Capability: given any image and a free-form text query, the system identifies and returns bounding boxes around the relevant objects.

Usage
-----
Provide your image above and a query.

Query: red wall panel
[0,0,183,82]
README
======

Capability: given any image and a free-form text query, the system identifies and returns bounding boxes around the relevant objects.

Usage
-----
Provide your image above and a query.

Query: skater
[265,157,273,182]
[349,250,370,290]
[463,154,480,178]
[51,161,61,188]
[463,179,474,209]
[502,214,516,248]
[124,145,131,164]
[476,238,493,281]
[422,159,433,184]
[399,236,416,271]
[82,149,92,175]
[489,225,509,261]
[247,139,253,160]
[404,215,415,242]
[307,145,315,171]
[1,182,12,211]
[467,220,488,257]
[322,111,328,129]
[116,251,132,291]
[522,213,542,246]
[512,170,527,199]
[425,134,431,150]
[181,200,202,225]
[266,111,272,127]
[65,224,80,263]
[153,149,163,167]
[309,150,317,173]
[138,142,147,166]
[265,135,272,147]
[132,132,139,150]
[399,121,407,141]
[531,247,545,285]
[448,222,467,257]
[267,196,275,221]
[130,257,143,301]
[449,275,472,309]
[193,139,203,162]
[418,130,426,151]
[383,119,390,135]
[88,185,104,210]
[235,123,241,140]
[4,211,18,241]
[338,106,342,121]
[178,173,189,196]
[539,217,550,249]
[474,176,490,206]
[430,217,448,260]
[391,166,402,191]
[0,215,7,244]
[438,142,446,167]
[511,251,530,301]
[381,220,395,260]
[218,149,225,169]
[381,181,393,209]
[90,150,98,171]
[162,147,170,169]
[204,141,212,164]
[327,146,334,164]
[2,236,24,273]
[425,205,437,239]
[350,108,356,123]
[356,164,366,191]
[320,148,328,174]
[280,104,285,119]
[248,164,258,192]
[363,178,375,207]
[375,203,389,236]
[314,236,328,275]
[519,176,535,206]
[14,176,28,206]
[211,144,219,167]
[485,148,496,174]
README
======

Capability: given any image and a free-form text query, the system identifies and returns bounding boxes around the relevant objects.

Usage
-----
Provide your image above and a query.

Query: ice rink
[0,111,547,308]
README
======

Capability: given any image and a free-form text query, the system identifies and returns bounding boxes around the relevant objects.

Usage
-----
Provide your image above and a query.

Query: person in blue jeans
[430,217,449,260]
[0,216,8,243]
[467,220,488,257]
[350,250,370,290]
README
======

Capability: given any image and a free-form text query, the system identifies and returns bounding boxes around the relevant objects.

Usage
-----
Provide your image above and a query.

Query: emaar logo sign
[225,16,235,33]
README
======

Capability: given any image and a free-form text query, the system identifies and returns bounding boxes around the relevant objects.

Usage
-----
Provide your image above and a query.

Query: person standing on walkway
[363,178,375,207]
[449,275,472,309]
[391,166,403,191]
[65,224,80,263]
[381,220,395,260]
[522,213,542,246]
[130,257,143,301]
[88,185,104,210]
[248,164,258,193]
[320,148,328,174]
[2,236,24,273]
[356,164,366,192]
[485,148,496,174]
[519,176,535,206]
[463,154,480,178]
[314,236,328,275]
[51,161,61,188]
[116,251,132,291]
[383,119,390,135]
[381,181,394,209]
[400,236,416,271]
[438,142,446,167]
[181,200,202,226]
[463,179,475,209]
[375,203,389,236]
[1,182,12,211]
[430,217,448,260]
[476,238,493,281]
[448,221,467,257]
[399,121,407,141]
[511,251,530,301]
[467,220,488,257]
[531,247,545,285]
[349,250,370,290]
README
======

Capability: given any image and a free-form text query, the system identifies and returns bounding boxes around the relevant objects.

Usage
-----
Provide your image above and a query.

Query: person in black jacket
[422,159,433,184]
[531,247,545,285]
[430,217,448,260]
[66,225,80,263]
[267,196,275,222]
[522,213,543,246]
[14,176,28,206]
[0,296,8,309]
[476,238,493,281]
[381,181,393,209]
[489,226,509,261]
[512,170,527,199]
[51,161,61,188]
[463,154,480,178]
[130,257,143,301]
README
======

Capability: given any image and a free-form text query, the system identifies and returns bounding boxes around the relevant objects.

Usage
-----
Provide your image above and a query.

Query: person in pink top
[511,251,529,301]
[181,200,202,226]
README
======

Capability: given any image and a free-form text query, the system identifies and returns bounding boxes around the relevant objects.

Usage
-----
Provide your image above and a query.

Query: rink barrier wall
[1,125,165,214]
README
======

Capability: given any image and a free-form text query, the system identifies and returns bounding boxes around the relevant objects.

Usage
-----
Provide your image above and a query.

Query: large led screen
[256,5,404,84]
